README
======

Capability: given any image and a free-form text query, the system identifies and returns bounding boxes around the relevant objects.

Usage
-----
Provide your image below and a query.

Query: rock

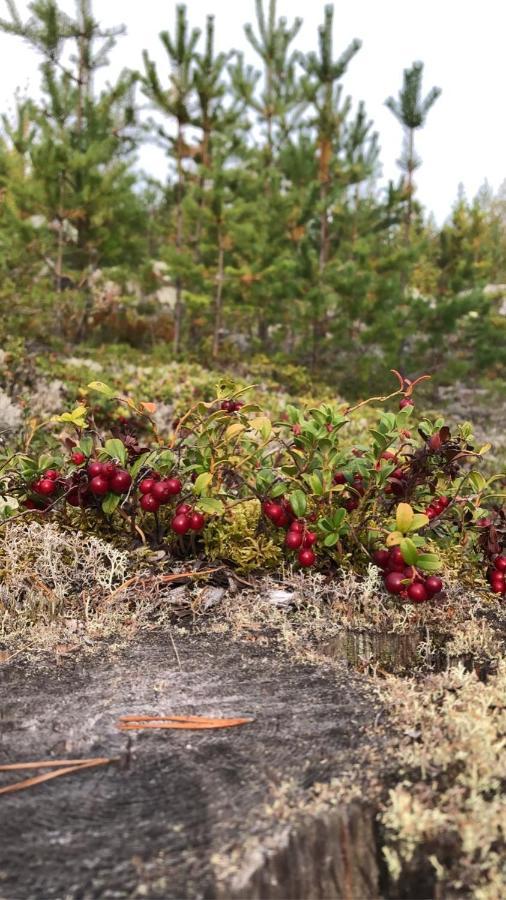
[0,633,385,899]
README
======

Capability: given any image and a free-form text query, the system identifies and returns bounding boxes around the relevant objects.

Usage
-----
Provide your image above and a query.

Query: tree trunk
[212,241,225,359]
[173,123,185,355]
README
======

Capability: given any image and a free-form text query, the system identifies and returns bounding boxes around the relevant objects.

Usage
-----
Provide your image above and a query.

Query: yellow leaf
[225,422,245,439]
[386,531,403,547]
[140,402,157,414]
[250,416,272,439]
[396,502,414,534]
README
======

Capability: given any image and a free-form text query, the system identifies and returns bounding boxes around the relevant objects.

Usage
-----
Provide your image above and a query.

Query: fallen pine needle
[0,757,116,796]
[116,714,253,731]
[0,757,112,771]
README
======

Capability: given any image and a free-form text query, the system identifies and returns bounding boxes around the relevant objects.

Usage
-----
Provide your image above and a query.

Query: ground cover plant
[1,368,505,600]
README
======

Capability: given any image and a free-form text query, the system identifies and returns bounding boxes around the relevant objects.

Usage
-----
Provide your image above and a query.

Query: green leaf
[87,381,116,398]
[130,451,154,479]
[407,513,430,532]
[103,439,127,466]
[400,538,418,566]
[78,436,93,457]
[194,472,213,495]
[308,472,324,496]
[53,405,88,428]
[197,497,224,515]
[102,493,121,515]
[289,489,307,518]
[468,472,487,492]
[330,507,346,529]
[323,533,339,547]
[417,553,441,573]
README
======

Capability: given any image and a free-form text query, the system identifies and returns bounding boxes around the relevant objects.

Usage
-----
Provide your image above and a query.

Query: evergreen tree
[141,4,200,354]
[386,61,441,241]
[0,0,145,287]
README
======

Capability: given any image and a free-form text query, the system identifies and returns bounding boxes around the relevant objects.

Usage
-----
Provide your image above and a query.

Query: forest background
[1,0,505,399]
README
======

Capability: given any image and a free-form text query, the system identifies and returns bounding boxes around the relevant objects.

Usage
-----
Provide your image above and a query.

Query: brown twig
[104,567,224,606]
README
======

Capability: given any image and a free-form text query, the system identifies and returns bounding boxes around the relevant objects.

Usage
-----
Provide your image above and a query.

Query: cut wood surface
[0,632,385,899]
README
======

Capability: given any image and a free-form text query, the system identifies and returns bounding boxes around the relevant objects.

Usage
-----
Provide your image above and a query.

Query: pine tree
[0,0,145,286]
[141,4,200,354]
[386,62,441,241]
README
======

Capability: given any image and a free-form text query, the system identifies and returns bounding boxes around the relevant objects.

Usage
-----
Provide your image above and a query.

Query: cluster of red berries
[425,495,450,520]
[138,474,205,533]
[32,468,61,497]
[221,400,243,414]
[488,555,506,594]
[138,473,182,512]
[373,546,443,603]
[263,500,317,567]
[86,460,132,497]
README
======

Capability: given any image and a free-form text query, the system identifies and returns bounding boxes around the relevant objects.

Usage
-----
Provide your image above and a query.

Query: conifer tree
[141,4,200,353]
[0,0,144,286]
[386,62,441,240]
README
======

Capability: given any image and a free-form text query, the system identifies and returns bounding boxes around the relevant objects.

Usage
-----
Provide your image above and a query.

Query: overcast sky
[0,0,504,224]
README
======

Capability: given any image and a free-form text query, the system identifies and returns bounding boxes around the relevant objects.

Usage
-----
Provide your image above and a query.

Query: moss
[203,499,283,572]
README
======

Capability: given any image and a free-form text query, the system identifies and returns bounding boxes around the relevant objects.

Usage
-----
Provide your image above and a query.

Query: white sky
[0,0,505,224]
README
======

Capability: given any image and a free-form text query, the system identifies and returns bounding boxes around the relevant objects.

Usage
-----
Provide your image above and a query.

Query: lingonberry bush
[1,371,505,602]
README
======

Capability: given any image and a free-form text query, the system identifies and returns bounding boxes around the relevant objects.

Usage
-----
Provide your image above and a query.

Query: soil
[0,630,387,900]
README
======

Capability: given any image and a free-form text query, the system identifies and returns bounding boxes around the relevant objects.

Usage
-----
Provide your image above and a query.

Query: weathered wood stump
[0,633,384,899]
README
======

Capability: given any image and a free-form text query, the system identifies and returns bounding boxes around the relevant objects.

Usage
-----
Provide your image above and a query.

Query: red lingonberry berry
[373,549,390,569]
[171,514,191,535]
[166,477,182,495]
[220,400,232,412]
[494,556,506,572]
[425,576,443,596]
[285,530,303,550]
[384,571,406,594]
[344,498,359,512]
[289,520,304,533]
[151,481,171,503]
[89,475,109,496]
[333,472,347,485]
[408,582,429,603]
[490,578,505,594]
[102,462,117,479]
[140,493,159,513]
[439,496,450,508]
[176,503,193,516]
[45,469,60,481]
[298,548,316,567]
[34,478,55,496]
[71,451,86,465]
[399,398,414,410]
[303,531,317,548]
[87,461,105,478]
[263,501,284,524]
[189,511,205,531]
[139,478,156,495]
[110,470,132,494]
